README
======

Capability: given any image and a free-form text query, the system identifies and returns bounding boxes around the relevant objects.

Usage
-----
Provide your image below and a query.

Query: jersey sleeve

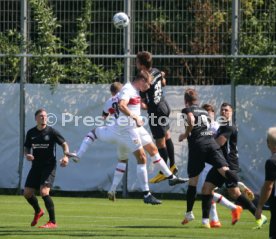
[265,159,276,181]
[24,130,32,148]
[52,128,66,145]
[181,107,192,115]
[118,86,130,102]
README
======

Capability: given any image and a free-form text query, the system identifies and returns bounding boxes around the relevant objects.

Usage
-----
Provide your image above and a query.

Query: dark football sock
[166,138,175,167]
[236,194,256,216]
[202,194,213,219]
[26,195,41,214]
[158,147,169,164]
[42,195,56,223]
[187,185,197,212]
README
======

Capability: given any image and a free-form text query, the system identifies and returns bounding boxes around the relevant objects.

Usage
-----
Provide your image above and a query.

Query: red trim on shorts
[217,195,223,203]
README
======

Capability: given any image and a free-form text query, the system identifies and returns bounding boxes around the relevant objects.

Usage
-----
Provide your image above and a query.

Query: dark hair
[221,102,233,109]
[35,108,46,117]
[133,70,151,83]
[136,51,152,69]
[202,103,215,112]
[184,88,198,103]
[110,82,122,95]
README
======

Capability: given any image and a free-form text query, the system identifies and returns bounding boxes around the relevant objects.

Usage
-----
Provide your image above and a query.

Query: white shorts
[95,125,152,154]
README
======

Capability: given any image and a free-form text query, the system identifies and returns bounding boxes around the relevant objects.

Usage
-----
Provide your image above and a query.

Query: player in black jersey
[136,51,177,183]
[23,108,70,228]
[203,102,267,228]
[256,127,276,237]
[179,89,239,228]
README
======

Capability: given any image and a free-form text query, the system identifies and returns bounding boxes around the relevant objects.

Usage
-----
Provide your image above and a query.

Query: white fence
[0,84,275,194]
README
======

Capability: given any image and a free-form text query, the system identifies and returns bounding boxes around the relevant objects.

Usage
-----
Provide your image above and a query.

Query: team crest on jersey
[44,135,50,141]
[133,139,140,145]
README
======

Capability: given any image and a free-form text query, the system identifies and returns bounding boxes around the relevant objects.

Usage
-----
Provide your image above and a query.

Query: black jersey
[265,153,276,200]
[140,68,167,114]
[182,104,213,145]
[24,126,65,166]
[216,124,239,170]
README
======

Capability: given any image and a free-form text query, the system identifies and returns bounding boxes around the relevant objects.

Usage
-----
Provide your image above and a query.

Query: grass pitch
[0,195,269,239]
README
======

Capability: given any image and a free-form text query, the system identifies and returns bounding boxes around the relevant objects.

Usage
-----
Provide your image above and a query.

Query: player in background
[136,51,178,183]
[202,102,267,228]
[198,104,250,228]
[66,71,187,204]
[179,89,241,228]
[255,127,276,236]
[24,108,70,228]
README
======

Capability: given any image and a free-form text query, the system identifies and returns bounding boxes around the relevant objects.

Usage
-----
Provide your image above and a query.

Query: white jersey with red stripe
[115,82,141,129]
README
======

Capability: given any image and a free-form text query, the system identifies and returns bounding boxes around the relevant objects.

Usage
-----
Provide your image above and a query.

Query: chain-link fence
[0,0,275,85]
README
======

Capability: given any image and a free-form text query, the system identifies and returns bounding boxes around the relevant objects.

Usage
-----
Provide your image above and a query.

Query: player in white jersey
[66,72,188,204]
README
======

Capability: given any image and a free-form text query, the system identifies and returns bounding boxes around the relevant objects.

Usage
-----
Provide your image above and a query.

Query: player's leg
[24,168,44,226]
[238,181,255,201]
[108,145,129,201]
[38,165,57,228]
[165,130,177,170]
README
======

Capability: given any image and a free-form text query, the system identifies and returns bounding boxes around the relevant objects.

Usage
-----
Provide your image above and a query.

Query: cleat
[38,221,57,229]
[65,152,80,163]
[170,164,178,175]
[231,205,243,225]
[143,194,162,205]
[253,214,267,229]
[210,220,222,228]
[201,223,211,229]
[149,172,166,183]
[181,211,195,225]
[31,209,44,227]
[107,191,116,202]
[168,176,189,186]
[238,182,255,201]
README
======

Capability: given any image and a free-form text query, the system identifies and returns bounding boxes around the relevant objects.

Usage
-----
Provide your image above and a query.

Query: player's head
[35,108,47,127]
[136,51,152,70]
[184,88,198,106]
[202,103,215,119]
[132,70,151,92]
[110,82,123,96]
[220,102,233,121]
[267,127,276,152]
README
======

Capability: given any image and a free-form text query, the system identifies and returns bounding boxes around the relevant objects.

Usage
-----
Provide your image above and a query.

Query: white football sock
[213,192,236,210]
[151,153,172,178]
[136,164,149,192]
[210,201,219,221]
[77,131,96,158]
[109,162,127,192]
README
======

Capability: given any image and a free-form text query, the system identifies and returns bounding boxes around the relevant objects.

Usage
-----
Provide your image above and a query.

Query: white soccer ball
[113,12,130,29]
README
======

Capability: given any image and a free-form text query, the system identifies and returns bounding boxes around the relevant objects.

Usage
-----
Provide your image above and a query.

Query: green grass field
[0,195,269,239]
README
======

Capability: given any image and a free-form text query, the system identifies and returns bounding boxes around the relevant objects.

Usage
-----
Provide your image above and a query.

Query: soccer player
[202,102,267,228]
[136,51,178,183]
[199,104,250,228]
[66,71,187,204]
[23,108,70,228]
[255,127,276,237]
[178,89,240,228]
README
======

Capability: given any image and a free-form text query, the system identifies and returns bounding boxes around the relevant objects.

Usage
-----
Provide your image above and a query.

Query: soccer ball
[113,12,130,29]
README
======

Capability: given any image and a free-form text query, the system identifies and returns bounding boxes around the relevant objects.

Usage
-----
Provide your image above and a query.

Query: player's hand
[255,207,262,220]
[134,116,144,127]
[178,133,186,142]
[26,154,34,161]
[60,156,69,167]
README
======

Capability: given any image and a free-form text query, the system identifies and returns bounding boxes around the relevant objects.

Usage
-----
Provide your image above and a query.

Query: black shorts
[25,164,56,189]
[148,101,171,139]
[187,139,228,178]
[205,167,239,188]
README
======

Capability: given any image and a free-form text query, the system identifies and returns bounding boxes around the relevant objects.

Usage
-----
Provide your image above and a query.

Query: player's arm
[216,126,232,146]
[179,112,194,142]
[255,180,273,219]
[161,71,166,86]
[118,99,143,127]
[60,142,69,167]
[24,147,34,161]
[215,135,227,146]
[140,99,148,110]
